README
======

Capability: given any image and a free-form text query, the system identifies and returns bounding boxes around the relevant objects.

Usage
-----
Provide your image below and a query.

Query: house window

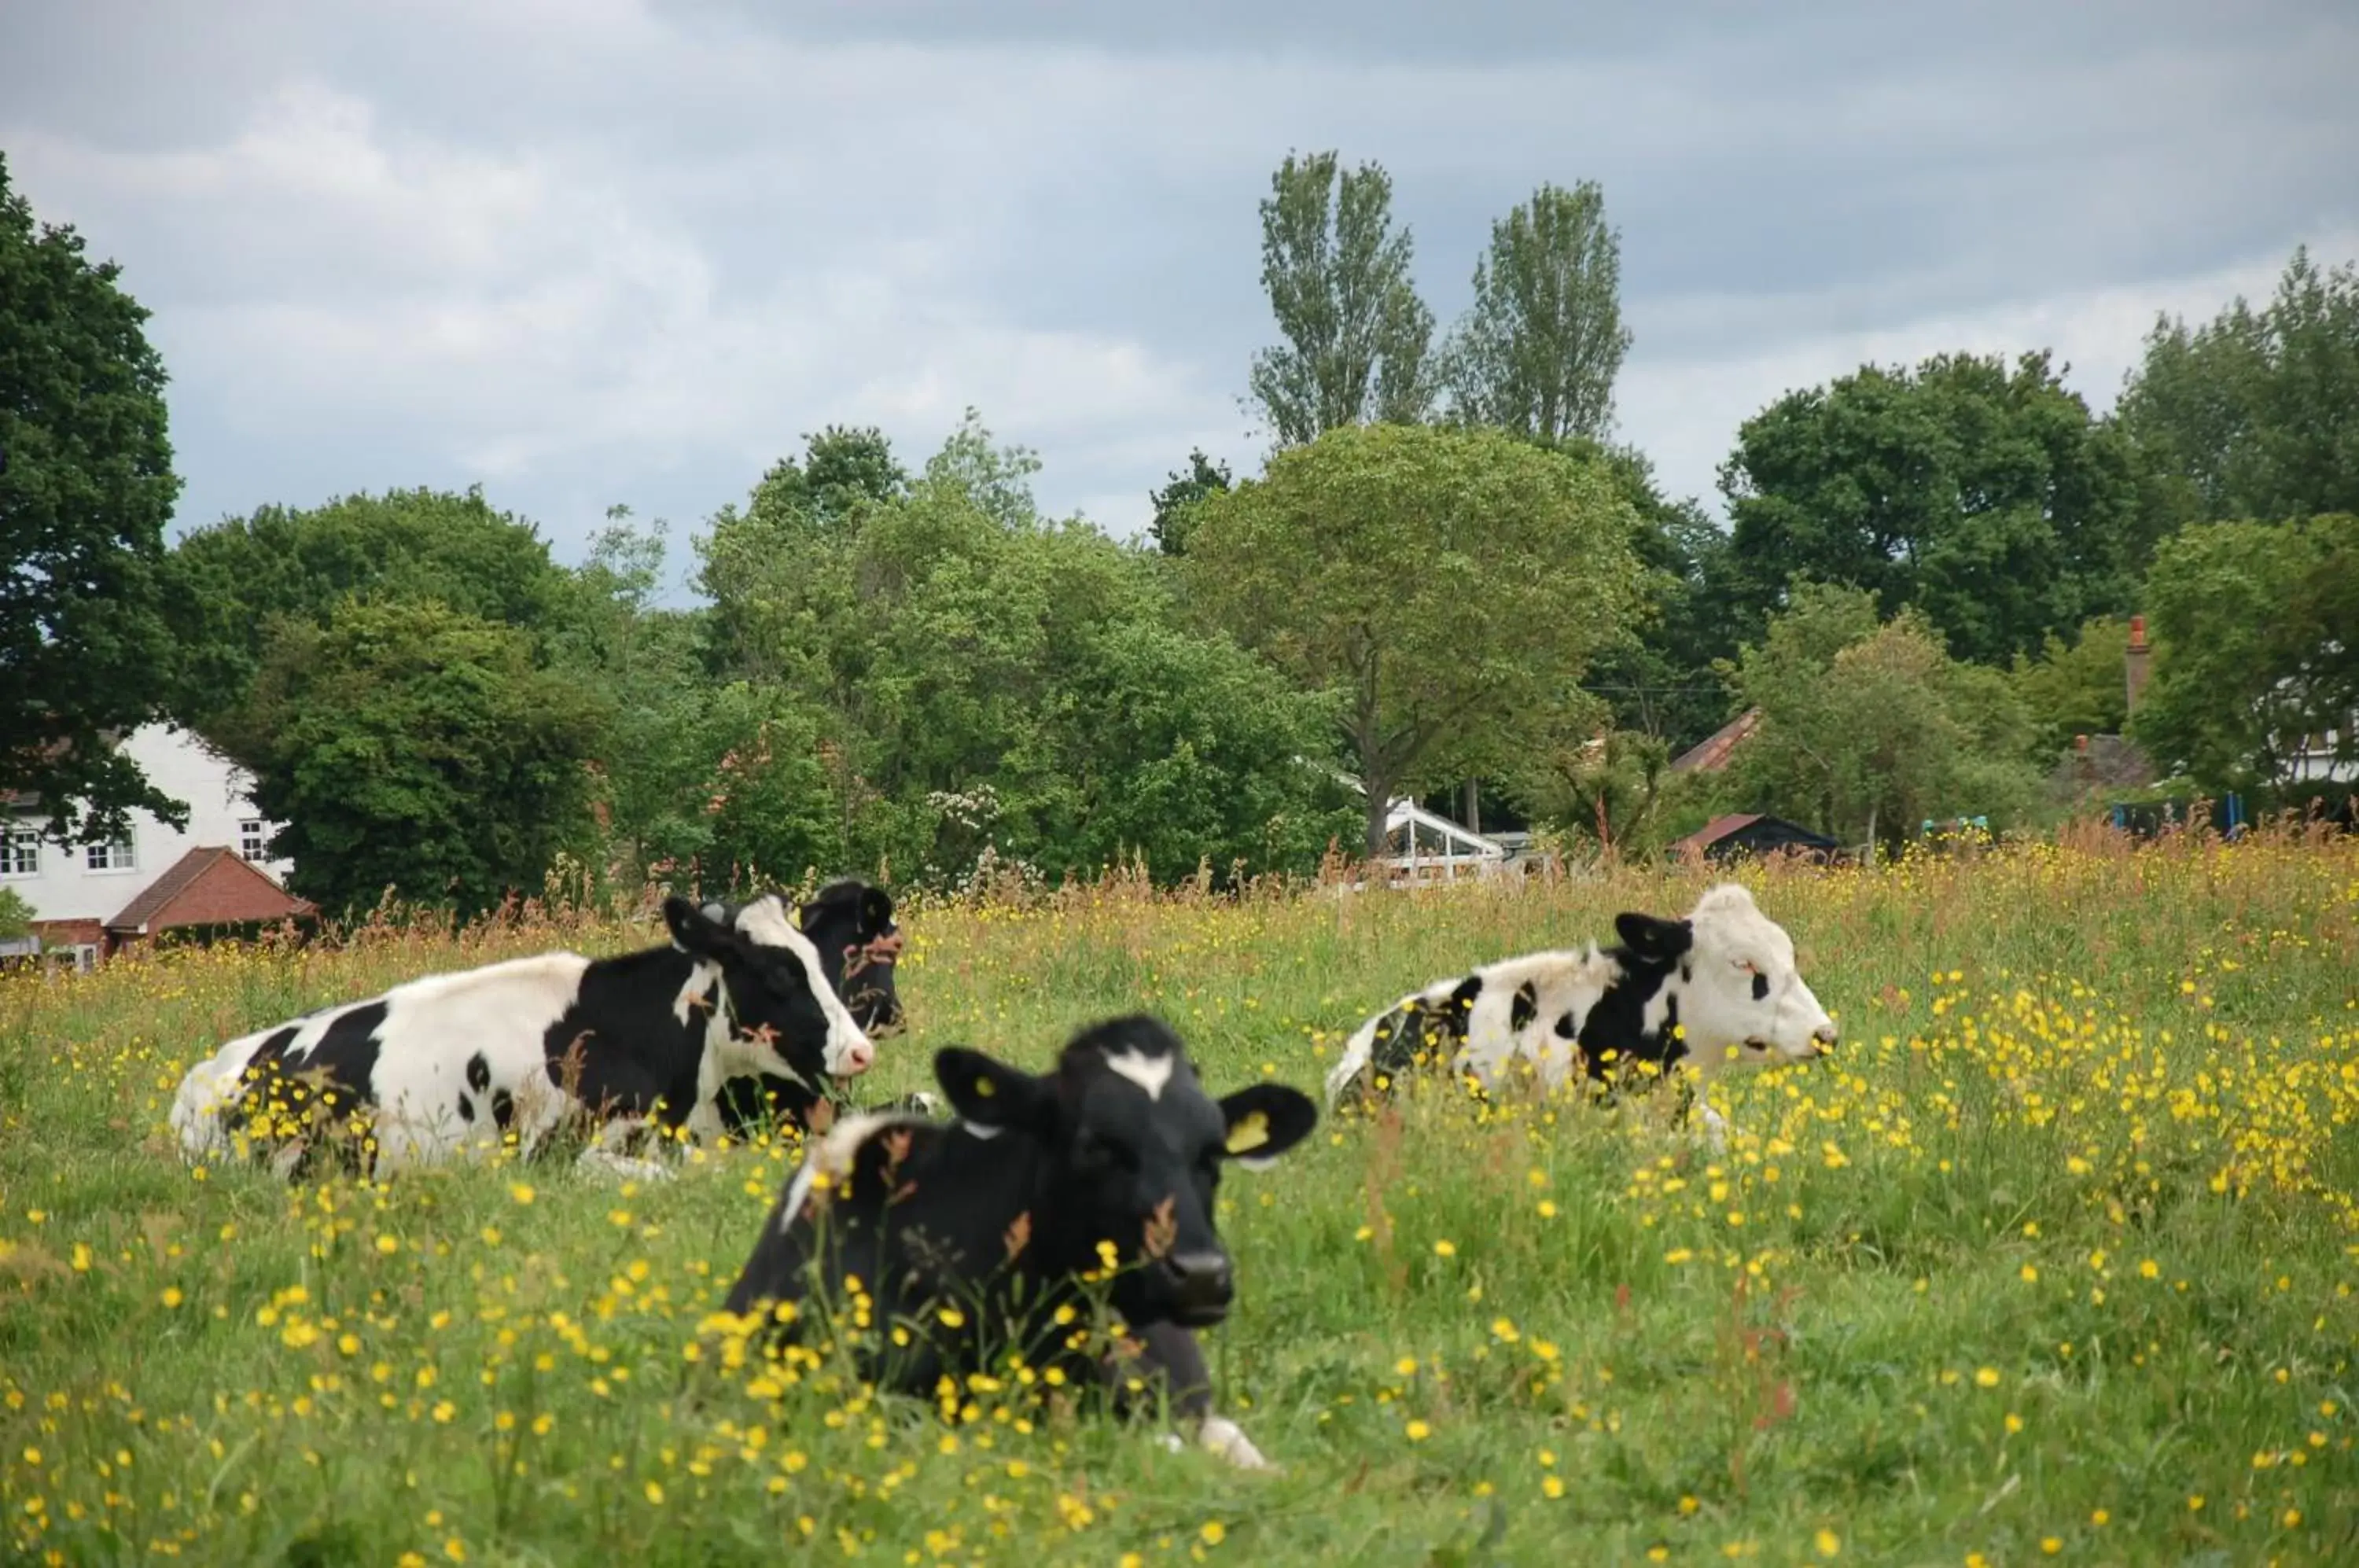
[85,836,136,873]
[1,829,36,878]
[239,820,268,863]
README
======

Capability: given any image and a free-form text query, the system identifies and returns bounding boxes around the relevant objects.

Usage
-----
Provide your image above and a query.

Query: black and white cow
[169,893,877,1180]
[1323,882,1837,1141]
[720,1015,1319,1469]
[714,878,910,1136]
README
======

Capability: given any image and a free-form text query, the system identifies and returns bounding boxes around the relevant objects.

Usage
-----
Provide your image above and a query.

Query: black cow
[171,893,876,1180]
[719,1015,1319,1468]
[716,878,911,1136]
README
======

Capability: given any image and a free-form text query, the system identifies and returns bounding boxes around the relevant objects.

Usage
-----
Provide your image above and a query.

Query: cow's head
[793,878,906,1041]
[933,1016,1317,1331]
[664,894,875,1084]
[1617,882,1837,1075]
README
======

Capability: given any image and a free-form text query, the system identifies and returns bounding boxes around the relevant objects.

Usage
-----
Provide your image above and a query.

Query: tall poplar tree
[1245,150,1437,447]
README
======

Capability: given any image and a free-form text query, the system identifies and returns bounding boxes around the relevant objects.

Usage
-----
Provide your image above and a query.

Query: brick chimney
[2124,614,2151,717]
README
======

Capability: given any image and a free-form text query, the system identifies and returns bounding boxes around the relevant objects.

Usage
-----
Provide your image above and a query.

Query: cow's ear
[664,896,738,958]
[860,885,895,940]
[934,1047,1053,1132]
[1615,912,1693,965]
[1216,1084,1319,1172]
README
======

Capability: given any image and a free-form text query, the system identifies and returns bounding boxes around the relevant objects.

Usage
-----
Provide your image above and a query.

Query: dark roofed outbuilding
[1670,812,1842,864]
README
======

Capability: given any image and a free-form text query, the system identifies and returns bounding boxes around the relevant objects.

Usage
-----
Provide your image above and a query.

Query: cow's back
[726,1115,1042,1332]
[171,949,607,1174]
[358,951,602,1172]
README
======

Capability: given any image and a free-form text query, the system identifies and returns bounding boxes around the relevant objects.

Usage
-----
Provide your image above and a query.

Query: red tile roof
[105,846,314,934]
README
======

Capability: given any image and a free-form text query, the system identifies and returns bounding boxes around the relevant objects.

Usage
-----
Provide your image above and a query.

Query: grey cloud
[2,0,2353,572]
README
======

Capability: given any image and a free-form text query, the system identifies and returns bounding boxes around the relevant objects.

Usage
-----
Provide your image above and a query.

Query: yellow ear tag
[973,1077,995,1097]
[1225,1110,1270,1154]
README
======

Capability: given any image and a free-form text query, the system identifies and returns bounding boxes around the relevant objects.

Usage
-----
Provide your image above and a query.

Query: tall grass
[3,826,2356,1566]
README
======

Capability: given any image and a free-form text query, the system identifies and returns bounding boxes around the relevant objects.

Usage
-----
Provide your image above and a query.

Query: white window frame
[85,835,138,874]
[239,819,269,863]
[1,827,37,878]
[72,944,98,974]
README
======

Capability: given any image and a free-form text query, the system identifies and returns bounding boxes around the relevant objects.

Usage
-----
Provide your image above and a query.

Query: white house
[2,723,305,970]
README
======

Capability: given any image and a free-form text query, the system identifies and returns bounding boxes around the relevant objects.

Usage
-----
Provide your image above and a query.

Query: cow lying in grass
[715,878,913,1137]
[719,1015,1319,1470]
[1323,882,1837,1141]
[170,893,876,1180]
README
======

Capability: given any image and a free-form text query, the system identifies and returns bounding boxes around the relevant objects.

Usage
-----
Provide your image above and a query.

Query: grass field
[4,830,2357,1566]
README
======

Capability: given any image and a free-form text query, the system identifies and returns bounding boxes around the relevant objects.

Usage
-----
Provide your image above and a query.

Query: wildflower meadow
[3,826,2357,1566]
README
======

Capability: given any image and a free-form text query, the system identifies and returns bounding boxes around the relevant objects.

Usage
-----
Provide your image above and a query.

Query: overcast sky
[6,0,2355,598]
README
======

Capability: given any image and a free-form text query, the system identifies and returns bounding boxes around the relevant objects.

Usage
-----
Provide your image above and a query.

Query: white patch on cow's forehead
[1690,884,1795,963]
[1103,1047,1176,1101]
[734,895,803,951]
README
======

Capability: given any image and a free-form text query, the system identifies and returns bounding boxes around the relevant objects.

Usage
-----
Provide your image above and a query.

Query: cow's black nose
[1161,1250,1233,1319]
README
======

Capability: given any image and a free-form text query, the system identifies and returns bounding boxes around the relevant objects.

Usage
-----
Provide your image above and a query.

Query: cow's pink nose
[842,1040,875,1075]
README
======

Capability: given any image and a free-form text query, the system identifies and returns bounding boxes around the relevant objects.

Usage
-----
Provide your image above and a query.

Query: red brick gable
[105,847,315,935]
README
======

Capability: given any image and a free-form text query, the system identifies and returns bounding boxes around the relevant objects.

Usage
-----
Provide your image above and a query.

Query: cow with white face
[1323,882,1837,1141]
[716,878,911,1137]
[169,893,877,1180]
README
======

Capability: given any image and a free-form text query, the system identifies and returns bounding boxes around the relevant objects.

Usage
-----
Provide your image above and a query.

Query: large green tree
[1442,179,1632,443]
[1052,617,1358,878]
[2009,615,2132,759]
[697,410,1352,885]
[1719,350,2144,667]
[165,485,568,728]
[0,153,187,843]
[1246,150,1437,447]
[1181,422,1646,858]
[214,599,606,920]
[2129,513,2359,793]
[2117,246,2359,532]
[1720,583,2044,853]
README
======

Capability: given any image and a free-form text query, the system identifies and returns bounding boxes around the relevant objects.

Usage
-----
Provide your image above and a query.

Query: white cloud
[9,74,1235,540]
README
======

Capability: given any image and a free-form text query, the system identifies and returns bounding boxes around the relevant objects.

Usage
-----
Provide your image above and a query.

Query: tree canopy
[2118,246,2359,532]
[1719,350,2144,667]
[1146,447,1233,557]
[1245,150,1437,447]
[2129,513,2359,793]
[1442,179,1632,444]
[212,598,607,920]
[1181,421,1646,857]
[695,411,1355,885]
[165,485,569,729]
[0,151,187,844]
[1719,583,2043,852]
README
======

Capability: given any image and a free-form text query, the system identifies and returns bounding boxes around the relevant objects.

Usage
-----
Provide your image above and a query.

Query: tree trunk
[1461,778,1480,834]
[1364,778,1392,863]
